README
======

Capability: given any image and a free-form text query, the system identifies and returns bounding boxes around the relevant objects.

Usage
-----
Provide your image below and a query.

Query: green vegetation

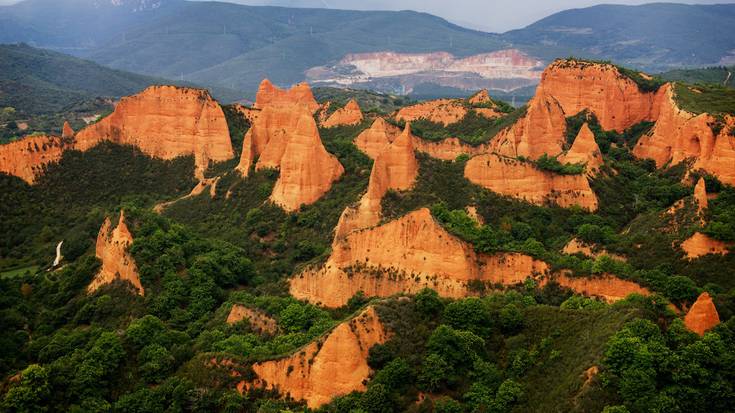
[673,83,735,115]
[533,154,585,175]
[660,66,735,88]
[565,111,655,153]
[314,87,411,115]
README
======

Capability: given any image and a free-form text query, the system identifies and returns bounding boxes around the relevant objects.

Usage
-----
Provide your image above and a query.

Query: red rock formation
[489,93,568,159]
[693,177,708,214]
[413,137,490,161]
[396,99,468,126]
[354,117,401,159]
[335,124,418,238]
[254,79,320,113]
[684,292,720,336]
[321,99,364,128]
[74,86,234,179]
[0,135,71,184]
[551,273,648,303]
[88,211,143,296]
[291,208,549,307]
[475,107,504,120]
[563,238,626,261]
[538,60,665,132]
[236,103,344,210]
[560,123,603,176]
[466,206,484,225]
[62,121,74,138]
[243,306,388,408]
[464,154,598,211]
[227,305,278,334]
[633,86,735,185]
[681,232,732,259]
[469,89,492,105]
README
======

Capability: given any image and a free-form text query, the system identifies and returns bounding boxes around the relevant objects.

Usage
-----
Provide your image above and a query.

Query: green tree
[2,364,51,413]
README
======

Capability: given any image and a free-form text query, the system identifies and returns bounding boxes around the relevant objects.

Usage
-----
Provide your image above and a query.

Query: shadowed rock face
[321,99,363,128]
[88,211,143,296]
[292,208,549,307]
[0,135,72,184]
[633,86,735,185]
[560,123,603,176]
[464,153,598,211]
[254,79,320,113]
[241,306,388,408]
[681,232,732,259]
[74,85,234,179]
[684,292,721,336]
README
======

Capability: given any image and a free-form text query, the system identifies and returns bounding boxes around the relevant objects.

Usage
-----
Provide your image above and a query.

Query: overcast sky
[0,0,732,31]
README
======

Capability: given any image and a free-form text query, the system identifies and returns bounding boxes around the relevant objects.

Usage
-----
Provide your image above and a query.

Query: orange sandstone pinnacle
[560,123,603,176]
[321,99,364,128]
[254,79,320,113]
[684,292,720,336]
[241,306,389,408]
[354,117,402,159]
[62,121,74,138]
[88,211,144,296]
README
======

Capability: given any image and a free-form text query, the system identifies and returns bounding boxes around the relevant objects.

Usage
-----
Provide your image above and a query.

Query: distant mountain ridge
[1,0,734,97]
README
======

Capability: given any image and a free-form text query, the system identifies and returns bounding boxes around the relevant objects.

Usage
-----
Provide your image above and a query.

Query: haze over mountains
[1,0,735,96]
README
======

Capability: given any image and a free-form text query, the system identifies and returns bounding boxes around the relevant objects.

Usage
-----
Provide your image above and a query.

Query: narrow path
[724,70,732,87]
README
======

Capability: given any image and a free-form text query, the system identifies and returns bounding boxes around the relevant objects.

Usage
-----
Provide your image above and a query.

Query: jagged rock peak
[560,122,603,175]
[684,292,720,336]
[694,177,709,214]
[322,99,364,128]
[254,79,320,113]
[62,121,74,139]
[88,210,144,296]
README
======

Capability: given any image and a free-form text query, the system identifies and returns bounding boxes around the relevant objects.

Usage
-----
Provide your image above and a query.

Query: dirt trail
[725,71,732,87]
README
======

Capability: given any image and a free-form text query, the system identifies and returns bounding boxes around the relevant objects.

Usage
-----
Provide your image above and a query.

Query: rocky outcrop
[684,292,720,336]
[469,89,492,105]
[0,135,71,184]
[396,99,468,126]
[563,238,625,261]
[236,103,344,211]
[413,137,490,161]
[551,273,649,303]
[62,121,74,138]
[538,60,665,132]
[464,154,598,211]
[321,99,363,128]
[693,177,709,214]
[243,306,388,408]
[74,85,234,179]
[681,232,731,259]
[227,305,278,334]
[633,86,735,185]
[254,79,320,113]
[354,117,401,159]
[291,208,549,307]
[88,211,143,296]
[560,123,603,176]
[335,124,418,238]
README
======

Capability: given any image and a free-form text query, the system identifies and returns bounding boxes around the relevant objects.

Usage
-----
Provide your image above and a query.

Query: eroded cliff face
[551,273,649,303]
[684,292,721,336]
[354,117,401,159]
[681,232,732,259]
[291,208,549,307]
[464,154,598,211]
[236,101,344,211]
[563,238,626,261]
[62,121,74,139]
[88,211,143,296]
[693,177,709,214]
[254,79,320,113]
[413,137,490,161]
[0,135,72,184]
[227,305,278,334]
[74,85,234,178]
[335,124,418,238]
[244,306,388,408]
[321,99,364,128]
[560,123,603,176]
[538,60,665,132]
[396,99,468,126]
[633,86,735,185]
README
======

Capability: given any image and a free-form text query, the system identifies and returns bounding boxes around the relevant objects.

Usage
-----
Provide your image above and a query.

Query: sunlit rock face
[560,123,603,176]
[241,306,389,408]
[321,99,364,128]
[88,211,144,296]
[0,135,72,184]
[684,292,720,336]
[74,85,234,179]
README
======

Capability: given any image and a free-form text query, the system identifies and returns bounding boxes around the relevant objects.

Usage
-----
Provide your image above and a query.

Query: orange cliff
[396,99,468,126]
[227,305,278,335]
[693,177,708,214]
[242,306,389,408]
[62,121,74,139]
[354,117,402,159]
[74,85,234,179]
[681,232,732,259]
[321,99,364,128]
[551,273,648,303]
[254,79,320,113]
[560,123,603,176]
[88,211,144,296]
[684,292,720,336]
[538,60,665,132]
[335,124,418,238]
[291,208,549,308]
[237,104,344,211]
[464,153,598,211]
[0,135,72,184]
[633,85,735,185]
